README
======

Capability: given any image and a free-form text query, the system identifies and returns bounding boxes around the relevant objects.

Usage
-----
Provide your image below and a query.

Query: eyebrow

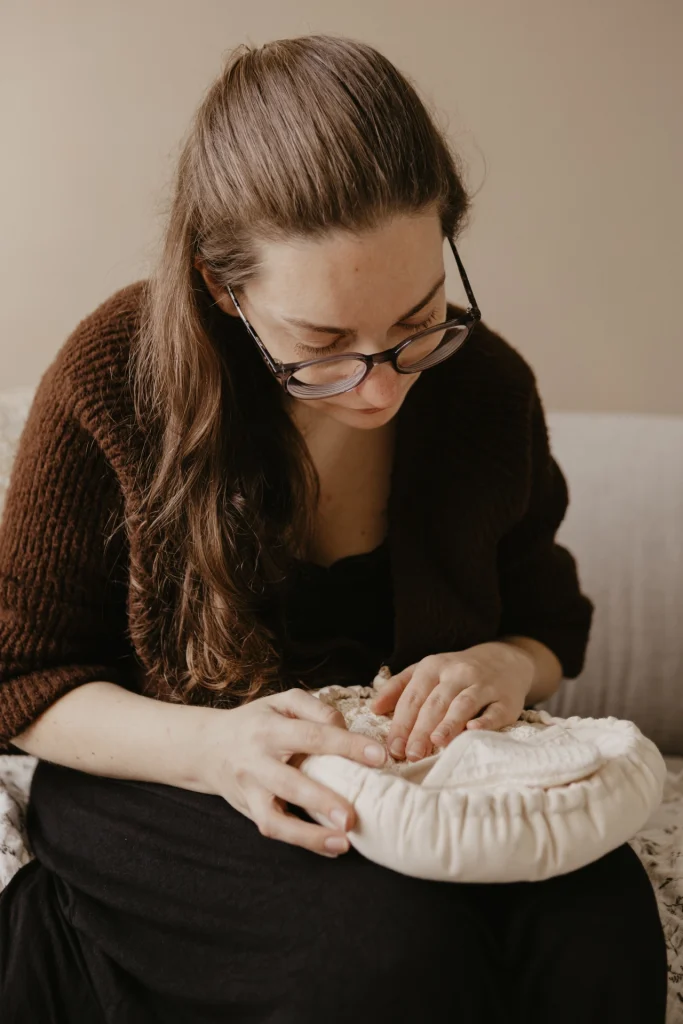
[280,272,446,337]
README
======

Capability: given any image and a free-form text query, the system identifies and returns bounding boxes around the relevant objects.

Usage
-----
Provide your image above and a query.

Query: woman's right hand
[196,687,387,858]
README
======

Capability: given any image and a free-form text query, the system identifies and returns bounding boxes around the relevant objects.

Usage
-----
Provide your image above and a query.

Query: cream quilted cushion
[299,682,668,882]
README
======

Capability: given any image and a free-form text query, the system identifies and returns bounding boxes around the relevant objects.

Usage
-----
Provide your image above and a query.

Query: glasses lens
[287,356,368,398]
[396,322,471,371]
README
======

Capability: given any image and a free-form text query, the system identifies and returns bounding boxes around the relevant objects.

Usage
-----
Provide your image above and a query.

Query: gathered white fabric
[299,682,668,882]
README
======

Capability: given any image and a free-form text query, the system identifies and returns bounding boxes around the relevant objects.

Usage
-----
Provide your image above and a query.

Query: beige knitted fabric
[317,680,606,787]
[300,681,668,882]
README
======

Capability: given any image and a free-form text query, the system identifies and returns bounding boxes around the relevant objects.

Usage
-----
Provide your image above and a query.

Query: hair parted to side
[129,33,472,709]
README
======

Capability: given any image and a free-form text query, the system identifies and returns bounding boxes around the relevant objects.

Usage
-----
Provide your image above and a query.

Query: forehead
[250,211,444,321]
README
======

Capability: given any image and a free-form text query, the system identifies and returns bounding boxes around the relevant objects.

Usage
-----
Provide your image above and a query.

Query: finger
[369,664,416,714]
[259,758,357,832]
[405,681,489,759]
[375,662,418,689]
[368,679,403,715]
[272,715,387,768]
[465,702,513,732]
[248,789,351,858]
[431,691,497,745]
[267,687,347,729]
[383,658,443,759]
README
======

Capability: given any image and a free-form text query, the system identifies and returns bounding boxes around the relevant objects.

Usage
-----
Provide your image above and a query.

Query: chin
[342,404,397,425]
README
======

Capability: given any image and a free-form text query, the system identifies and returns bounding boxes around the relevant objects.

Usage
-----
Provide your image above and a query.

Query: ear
[193,257,240,317]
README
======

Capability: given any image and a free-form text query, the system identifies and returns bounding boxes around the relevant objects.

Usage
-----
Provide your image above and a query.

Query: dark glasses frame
[225,236,481,399]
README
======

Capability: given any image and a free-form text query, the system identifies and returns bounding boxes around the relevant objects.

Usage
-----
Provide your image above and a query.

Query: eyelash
[296,308,441,358]
[403,308,440,333]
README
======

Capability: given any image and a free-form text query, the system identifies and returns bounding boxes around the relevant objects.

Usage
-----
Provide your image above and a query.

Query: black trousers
[0,760,669,1024]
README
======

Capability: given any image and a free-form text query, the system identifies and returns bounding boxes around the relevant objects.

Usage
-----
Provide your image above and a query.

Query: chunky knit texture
[0,282,594,751]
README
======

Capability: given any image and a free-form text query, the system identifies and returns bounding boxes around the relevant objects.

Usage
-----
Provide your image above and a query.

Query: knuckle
[299,721,322,750]
[233,765,251,788]
[425,690,451,716]
[267,763,296,799]
[256,816,277,839]
[422,654,441,670]
[453,662,479,684]
[403,688,424,711]
[484,700,502,716]
[291,776,324,812]
[454,691,482,716]
[474,704,504,727]
[476,716,496,730]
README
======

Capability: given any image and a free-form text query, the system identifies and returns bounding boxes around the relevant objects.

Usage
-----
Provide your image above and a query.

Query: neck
[284,395,396,474]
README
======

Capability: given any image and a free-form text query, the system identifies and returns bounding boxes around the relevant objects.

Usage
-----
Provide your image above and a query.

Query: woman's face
[199,208,447,431]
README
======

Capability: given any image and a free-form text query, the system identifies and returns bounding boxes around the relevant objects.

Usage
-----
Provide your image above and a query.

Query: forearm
[497,634,563,704]
[9,680,216,794]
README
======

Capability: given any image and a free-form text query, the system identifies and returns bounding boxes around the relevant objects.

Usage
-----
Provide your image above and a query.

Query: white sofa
[1,386,682,1020]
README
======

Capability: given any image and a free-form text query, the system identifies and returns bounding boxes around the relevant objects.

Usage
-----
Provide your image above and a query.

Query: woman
[0,34,667,1024]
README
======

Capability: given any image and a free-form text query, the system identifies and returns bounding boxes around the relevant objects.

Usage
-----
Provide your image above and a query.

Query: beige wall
[1,0,681,412]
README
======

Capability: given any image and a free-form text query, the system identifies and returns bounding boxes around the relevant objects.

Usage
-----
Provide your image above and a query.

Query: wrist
[179,703,234,796]
[497,635,563,704]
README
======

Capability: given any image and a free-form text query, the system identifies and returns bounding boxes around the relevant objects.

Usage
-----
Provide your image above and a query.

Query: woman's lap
[500,841,669,1023]
[0,856,106,1024]
[0,760,669,1024]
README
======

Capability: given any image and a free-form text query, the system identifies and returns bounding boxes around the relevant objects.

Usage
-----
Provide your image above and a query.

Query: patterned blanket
[1,754,682,1021]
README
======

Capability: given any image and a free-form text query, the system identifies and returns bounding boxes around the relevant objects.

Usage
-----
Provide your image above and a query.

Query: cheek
[359,371,419,405]
[365,372,421,404]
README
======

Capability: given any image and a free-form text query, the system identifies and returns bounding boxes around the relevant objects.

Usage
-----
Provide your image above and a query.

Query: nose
[354,357,406,407]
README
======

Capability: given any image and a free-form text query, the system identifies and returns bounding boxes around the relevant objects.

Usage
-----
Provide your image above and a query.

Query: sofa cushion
[543,412,683,755]
[0,386,37,520]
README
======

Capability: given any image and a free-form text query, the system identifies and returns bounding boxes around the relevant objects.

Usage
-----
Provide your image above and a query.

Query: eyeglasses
[225,236,481,400]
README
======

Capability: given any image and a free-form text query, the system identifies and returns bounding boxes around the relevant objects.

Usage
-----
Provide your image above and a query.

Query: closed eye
[398,309,440,333]
[294,307,441,359]
[293,338,344,358]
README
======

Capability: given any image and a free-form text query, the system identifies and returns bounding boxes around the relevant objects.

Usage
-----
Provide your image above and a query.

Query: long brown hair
[129,34,471,709]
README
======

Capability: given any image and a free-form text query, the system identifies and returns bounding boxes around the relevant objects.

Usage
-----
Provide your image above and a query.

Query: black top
[278,536,395,690]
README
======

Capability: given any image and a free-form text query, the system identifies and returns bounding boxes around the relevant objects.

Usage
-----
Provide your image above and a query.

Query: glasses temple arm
[448,237,480,316]
[226,284,283,374]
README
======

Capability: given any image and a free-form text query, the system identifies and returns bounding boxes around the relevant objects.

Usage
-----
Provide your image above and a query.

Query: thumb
[268,686,347,727]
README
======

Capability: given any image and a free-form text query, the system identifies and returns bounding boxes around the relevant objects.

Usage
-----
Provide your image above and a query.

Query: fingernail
[365,744,386,765]
[390,738,405,758]
[407,744,424,760]
[330,809,348,830]
[325,836,349,853]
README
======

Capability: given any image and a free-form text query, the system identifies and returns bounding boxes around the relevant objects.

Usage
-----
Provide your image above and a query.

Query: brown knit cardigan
[0,281,594,752]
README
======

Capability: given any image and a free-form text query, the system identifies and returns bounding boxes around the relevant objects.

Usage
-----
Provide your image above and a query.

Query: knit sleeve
[495,382,594,680]
[0,386,134,751]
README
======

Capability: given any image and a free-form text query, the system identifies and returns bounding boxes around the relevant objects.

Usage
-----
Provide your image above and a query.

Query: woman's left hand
[369,642,536,762]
